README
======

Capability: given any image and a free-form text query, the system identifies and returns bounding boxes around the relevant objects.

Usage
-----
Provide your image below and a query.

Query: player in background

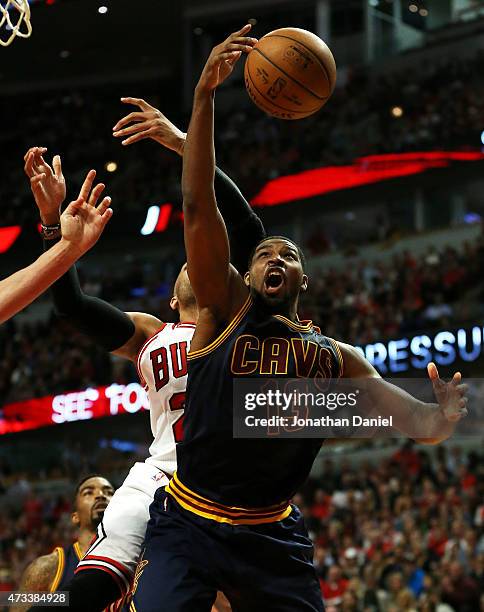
[13,475,115,612]
[0,174,112,324]
[24,103,264,612]
[132,25,469,611]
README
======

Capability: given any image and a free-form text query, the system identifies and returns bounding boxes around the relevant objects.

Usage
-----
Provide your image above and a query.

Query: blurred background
[0,0,483,609]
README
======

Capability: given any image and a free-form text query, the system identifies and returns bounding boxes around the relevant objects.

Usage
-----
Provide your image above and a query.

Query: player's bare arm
[182,25,257,349]
[25,148,156,362]
[11,552,59,612]
[110,312,163,360]
[338,342,468,444]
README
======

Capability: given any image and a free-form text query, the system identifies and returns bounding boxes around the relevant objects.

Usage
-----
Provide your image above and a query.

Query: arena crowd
[0,442,482,611]
[1,51,483,226]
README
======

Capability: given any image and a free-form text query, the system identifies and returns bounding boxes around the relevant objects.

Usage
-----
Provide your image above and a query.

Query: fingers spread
[120,97,153,112]
[96,196,112,216]
[88,183,106,208]
[427,362,439,381]
[232,24,252,38]
[24,152,35,177]
[121,129,152,146]
[451,371,462,385]
[78,170,97,201]
[226,51,242,66]
[113,111,147,132]
[227,43,254,53]
[53,155,63,179]
[113,120,151,138]
[100,207,114,227]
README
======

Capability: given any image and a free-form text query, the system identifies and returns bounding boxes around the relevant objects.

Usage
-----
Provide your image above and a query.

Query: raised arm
[0,172,112,325]
[339,342,468,444]
[182,26,257,318]
[24,149,159,360]
[112,98,266,273]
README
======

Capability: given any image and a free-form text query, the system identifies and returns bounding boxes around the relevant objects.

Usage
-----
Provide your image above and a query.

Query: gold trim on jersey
[187,296,253,361]
[50,547,65,592]
[166,472,292,525]
[130,602,137,612]
[327,338,344,377]
[273,314,313,332]
[73,541,83,562]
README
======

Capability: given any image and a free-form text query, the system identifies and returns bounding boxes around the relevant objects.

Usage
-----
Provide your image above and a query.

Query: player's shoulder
[126,312,164,337]
[137,316,195,358]
[334,341,380,378]
[19,549,60,591]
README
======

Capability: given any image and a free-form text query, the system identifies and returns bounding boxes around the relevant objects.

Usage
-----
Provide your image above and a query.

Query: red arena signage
[0,383,149,435]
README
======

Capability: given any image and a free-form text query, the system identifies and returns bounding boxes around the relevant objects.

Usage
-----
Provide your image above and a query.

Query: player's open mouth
[93,503,108,512]
[264,269,285,294]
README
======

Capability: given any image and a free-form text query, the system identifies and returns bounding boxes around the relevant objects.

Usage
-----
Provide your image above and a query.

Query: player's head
[170,263,197,315]
[245,237,308,309]
[72,475,115,532]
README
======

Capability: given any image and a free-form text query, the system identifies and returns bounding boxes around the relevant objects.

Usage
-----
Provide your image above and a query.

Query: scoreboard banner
[356,325,484,374]
[1,324,483,435]
[0,383,149,435]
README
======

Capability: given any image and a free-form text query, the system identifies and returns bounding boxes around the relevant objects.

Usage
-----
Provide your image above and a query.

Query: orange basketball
[244,27,337,120]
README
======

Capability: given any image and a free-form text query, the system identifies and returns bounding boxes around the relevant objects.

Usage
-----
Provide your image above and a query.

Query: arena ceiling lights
[251,151,484,207]
[1,151,484,253]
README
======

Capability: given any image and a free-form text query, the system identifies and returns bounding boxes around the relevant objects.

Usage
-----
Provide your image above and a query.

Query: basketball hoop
[0,0,32,47]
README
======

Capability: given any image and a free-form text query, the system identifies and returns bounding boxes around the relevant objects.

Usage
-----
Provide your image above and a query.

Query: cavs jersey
[175,296,343,509]
[136,321,196,475]
[50,542,83,592]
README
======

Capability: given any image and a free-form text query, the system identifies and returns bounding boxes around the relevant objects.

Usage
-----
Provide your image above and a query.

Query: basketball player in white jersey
[24,103,265,611]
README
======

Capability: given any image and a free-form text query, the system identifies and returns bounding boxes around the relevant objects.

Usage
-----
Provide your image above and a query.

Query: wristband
[41,223,61,240]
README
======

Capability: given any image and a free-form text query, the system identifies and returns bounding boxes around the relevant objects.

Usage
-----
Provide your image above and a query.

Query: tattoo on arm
[11,553,59,611]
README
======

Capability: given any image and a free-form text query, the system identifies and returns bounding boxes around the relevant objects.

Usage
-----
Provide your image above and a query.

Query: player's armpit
[336,341,380,379]
[11,552,59,612]
[112,312,164,362]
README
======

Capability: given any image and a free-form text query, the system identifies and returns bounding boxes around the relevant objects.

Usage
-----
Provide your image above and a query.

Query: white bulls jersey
[136,321,195,475]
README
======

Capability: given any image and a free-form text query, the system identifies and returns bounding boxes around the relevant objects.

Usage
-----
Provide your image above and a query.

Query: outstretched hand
[60,170,113,255]
[197,24,257,92]
[24,147,66,225]
[112,97,186,153]
[427,362,468,422]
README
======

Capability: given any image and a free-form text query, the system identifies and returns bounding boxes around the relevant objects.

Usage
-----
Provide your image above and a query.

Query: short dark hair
[72,474,106,508]
[248,236,306,270]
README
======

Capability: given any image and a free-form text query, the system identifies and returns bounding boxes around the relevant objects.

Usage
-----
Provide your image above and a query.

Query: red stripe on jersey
[80,555,133,581]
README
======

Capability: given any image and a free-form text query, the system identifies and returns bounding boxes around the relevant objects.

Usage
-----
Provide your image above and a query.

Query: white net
[0,0,32,47]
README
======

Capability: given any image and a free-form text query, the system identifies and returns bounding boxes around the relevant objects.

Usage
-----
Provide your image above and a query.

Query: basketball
[244,27,336,120]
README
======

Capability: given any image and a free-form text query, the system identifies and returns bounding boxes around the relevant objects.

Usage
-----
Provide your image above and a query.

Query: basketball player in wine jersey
[13,475,116,612]
[131,25,468,612]
[24,101,264,612]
